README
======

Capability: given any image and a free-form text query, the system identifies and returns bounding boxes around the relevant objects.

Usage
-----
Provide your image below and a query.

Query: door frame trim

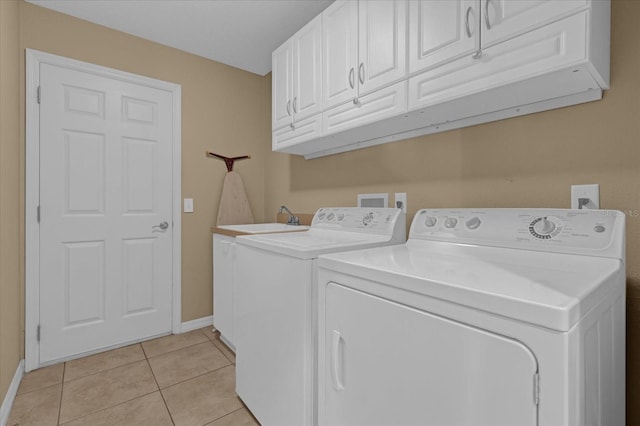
[25,49,182,371]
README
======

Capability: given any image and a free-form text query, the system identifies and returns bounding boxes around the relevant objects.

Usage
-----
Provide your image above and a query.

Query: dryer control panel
[410,209,625,260]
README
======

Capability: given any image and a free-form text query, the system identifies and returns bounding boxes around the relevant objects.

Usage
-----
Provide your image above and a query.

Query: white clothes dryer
[234,207,406,426]
[317,208,625,426]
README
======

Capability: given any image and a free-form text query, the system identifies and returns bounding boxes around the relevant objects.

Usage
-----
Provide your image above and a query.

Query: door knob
[153,221,169,231]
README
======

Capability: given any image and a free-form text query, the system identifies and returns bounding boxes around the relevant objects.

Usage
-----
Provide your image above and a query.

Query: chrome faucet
[279,205,300,225]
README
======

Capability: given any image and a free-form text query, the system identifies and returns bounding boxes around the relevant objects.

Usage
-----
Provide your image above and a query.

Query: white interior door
[38,62,174,363]
[322,282,539,426]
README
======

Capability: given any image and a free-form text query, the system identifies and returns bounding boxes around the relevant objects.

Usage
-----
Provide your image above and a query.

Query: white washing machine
[234,207,406,426]
[317,209,625,426]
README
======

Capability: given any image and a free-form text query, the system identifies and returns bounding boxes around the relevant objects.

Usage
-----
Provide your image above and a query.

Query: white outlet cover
[394,192,407,213]
[571,184,599,209]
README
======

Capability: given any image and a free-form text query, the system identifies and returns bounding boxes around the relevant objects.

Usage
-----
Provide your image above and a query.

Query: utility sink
[217,223,309,234]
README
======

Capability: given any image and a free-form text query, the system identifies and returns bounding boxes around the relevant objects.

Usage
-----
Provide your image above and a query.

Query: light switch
[184,198,194,213]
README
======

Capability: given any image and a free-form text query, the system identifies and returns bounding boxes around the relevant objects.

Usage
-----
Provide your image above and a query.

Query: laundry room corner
[263,1,640,422]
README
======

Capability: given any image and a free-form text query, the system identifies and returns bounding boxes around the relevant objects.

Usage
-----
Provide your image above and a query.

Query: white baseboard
[181,315,214,333]
[0,359,24,426]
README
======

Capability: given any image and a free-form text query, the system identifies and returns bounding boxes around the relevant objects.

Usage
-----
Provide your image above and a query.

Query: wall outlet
[184,198,194,213]
[571,184,599,209]
[394,192,407,213]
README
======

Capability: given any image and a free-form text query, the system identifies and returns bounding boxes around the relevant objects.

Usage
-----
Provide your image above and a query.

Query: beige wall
[264,0,640,422]
[18,1,270,328]
[0,0,22,401]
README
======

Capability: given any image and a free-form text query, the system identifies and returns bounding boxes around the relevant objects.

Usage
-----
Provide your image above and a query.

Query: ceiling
[25,0,334,76]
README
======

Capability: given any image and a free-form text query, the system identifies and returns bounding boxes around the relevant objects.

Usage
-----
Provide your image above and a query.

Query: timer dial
[529,216,562,239]
[362,212,374,226]
[533,218,556,235]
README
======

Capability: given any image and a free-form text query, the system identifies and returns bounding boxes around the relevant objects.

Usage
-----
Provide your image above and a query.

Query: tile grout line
[143,345,176,425]
[62,356,146,385]
[57,362,66,425]
[144,336,212,360]
[159,363,235,394]
[56,390,160,426]
[200,328,236,365]
[206,406,250,425]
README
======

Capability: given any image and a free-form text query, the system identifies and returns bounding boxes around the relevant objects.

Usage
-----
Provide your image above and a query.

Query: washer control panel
[410,208,625,259]
[312,207,405,237]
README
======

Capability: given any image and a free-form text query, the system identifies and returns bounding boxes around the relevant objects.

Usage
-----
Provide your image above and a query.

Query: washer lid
[236,229,393,259]
[318,240,624,332]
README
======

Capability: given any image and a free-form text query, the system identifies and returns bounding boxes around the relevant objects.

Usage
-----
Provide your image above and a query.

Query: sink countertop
[211,223,309,237]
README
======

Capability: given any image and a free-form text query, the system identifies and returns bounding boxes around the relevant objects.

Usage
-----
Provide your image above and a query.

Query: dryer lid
[318,240,624,332]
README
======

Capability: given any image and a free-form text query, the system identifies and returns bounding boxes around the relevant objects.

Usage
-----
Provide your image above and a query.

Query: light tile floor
[7,327,259,426]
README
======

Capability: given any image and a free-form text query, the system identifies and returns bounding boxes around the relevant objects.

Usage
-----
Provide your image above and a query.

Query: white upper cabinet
[358,1,407,96]
[272,15,322,131]
[272,41,293,130]
[272,0,610,159]
[409,0,479,73]
[322,0,359,109]
[323,0,407,110]
[481,0,589,48]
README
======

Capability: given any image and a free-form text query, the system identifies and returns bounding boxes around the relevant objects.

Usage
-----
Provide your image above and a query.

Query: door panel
[481,0,588,47]
[122,238,156,315]
[409,0,478,73]
[64,241,105,326]
[322,282,538,426]
[272,40,293,130]
[293,14,322,122]
[39,63,173,363]
[64,130,105,214]
[358,0,406,95]
[322,0,358,109]
[122,137,156,213]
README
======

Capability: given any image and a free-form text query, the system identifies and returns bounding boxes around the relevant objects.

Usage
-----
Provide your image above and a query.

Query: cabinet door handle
[331,330,345,391]
[465,6,473,38]
[484,0,492,30]
[349,67,355,89]
[293,97,297,113]
[358,63,365,85]
[286,100,291,116]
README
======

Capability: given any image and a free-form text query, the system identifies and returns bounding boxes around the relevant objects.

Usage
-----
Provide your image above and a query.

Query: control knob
[444,217,458,229]
[327,213,335,221]
[465,217,481,230]
[424,216,437,227]
[533,218,556,235]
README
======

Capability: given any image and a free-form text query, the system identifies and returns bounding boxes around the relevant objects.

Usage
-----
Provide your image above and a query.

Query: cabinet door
[213,234,235,346]
[323,0,358,109]
[293,15,323,122]
[409,0,479,73]
[321,283,539,426]
[358,0,407,96]
[272,40,293,130]
[408,11,589,111]
[481,0,588,48]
